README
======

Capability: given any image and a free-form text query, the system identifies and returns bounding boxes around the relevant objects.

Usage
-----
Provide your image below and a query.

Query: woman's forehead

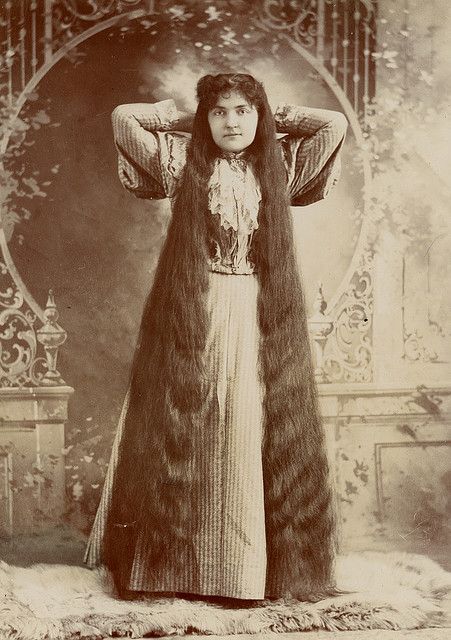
[212,90,254,109]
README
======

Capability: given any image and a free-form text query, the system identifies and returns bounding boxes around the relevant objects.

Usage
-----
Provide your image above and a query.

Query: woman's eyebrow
[212,103,250,110]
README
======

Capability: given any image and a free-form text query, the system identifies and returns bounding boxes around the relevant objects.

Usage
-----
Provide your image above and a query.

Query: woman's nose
[225,112,238,128]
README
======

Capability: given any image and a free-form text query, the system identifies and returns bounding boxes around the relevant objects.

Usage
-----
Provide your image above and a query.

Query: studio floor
[0,525,450,639]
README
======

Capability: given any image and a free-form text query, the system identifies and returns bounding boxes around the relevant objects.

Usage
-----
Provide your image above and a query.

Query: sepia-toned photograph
[0,1,450,638]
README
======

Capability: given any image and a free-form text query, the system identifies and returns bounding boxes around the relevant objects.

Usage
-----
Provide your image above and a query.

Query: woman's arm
[111,99,188,199]
[274,103,348,206]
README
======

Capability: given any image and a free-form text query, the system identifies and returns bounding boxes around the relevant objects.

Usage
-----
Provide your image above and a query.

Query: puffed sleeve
[111,99,188,200]
[275,103,348,206]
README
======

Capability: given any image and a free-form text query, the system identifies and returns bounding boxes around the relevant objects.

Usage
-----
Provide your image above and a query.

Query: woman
[84,73,348,603]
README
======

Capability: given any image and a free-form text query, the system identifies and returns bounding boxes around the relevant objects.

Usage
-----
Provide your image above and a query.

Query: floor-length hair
[103,73,338,600]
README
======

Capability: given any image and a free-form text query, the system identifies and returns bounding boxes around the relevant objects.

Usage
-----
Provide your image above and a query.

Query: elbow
[111,106,125,139]
[111,104,139,130]
[111,104,128,128]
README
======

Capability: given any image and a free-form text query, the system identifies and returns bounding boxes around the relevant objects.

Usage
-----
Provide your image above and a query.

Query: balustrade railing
[1,1,376,116]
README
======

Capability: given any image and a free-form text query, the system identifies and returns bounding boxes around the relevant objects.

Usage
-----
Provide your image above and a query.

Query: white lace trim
[207,158,261,234]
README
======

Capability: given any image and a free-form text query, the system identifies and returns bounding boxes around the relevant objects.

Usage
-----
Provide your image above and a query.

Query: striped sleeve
[111,99,183,200]
[275,103,348,206]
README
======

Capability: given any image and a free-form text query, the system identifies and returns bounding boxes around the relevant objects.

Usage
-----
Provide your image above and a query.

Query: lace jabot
[207,154,261,275]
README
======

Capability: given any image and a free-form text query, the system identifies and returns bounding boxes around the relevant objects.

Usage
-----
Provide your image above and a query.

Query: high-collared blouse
[111,99,347,275]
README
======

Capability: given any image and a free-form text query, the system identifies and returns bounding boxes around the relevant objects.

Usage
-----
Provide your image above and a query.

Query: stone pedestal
[319,383,451,551]
[0,386,73,537]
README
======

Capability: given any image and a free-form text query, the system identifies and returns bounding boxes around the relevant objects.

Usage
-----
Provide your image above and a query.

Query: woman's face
[207,90,258,153]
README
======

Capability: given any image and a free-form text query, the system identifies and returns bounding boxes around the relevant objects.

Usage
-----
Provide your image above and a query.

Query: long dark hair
[103,73,337,600]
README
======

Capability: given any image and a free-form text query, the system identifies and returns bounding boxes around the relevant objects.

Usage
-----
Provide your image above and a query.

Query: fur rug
[0,551,450,639]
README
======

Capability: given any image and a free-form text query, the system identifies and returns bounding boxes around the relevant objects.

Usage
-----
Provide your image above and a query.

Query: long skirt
[84,271,268,599]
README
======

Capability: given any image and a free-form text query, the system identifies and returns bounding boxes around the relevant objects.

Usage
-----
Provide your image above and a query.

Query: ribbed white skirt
[84,272,267,599]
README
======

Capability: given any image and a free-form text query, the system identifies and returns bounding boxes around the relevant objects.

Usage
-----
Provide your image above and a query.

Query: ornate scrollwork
[0,277,38,387]
[52,0,146,48]
[0,262,24,310]
[57,0,143,21]
[0,257,66,388]
[322,247,374,382]
[60,0,118,21]
[257,0,318,49]
[403,329,438,363]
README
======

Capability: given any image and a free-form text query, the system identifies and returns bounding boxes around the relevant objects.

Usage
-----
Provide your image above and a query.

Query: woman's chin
[218,140,248,153]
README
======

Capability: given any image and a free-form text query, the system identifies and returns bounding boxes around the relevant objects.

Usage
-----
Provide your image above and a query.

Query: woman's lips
[225,133,241,137]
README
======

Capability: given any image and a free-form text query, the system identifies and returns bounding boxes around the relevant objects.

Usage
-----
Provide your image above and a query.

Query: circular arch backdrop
[0,2,376,516]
